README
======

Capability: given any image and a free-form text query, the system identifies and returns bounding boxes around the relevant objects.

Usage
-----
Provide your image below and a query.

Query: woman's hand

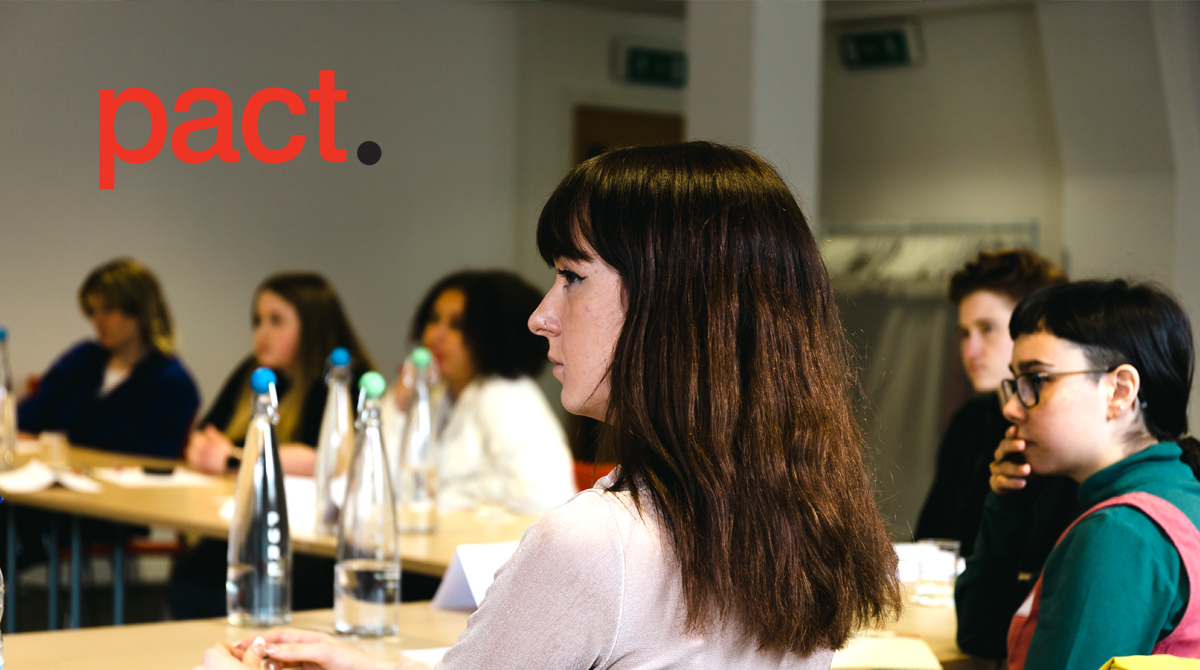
[989,426,1032,495]
[220,629,405,670]
[186,425,234,475]
[192,637,265,670]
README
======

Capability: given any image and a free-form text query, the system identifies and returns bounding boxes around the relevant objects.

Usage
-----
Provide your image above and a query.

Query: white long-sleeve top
[382,375,576,514]
[433,471,835,669]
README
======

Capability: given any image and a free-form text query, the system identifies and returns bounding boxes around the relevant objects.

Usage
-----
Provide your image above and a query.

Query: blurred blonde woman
[18,257,199,457]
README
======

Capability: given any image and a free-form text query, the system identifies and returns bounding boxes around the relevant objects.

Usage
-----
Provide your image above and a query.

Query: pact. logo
[99,70,379,190]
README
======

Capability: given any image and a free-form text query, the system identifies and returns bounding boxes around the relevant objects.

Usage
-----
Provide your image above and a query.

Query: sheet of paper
[430,541,519,612]
[401,647,449,666]
[831,633,942,670]
[0,458,56,493]
[92,466,215,488]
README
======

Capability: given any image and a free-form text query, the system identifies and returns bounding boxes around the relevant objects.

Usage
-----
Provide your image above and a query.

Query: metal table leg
[46,516,58,630]
[6,505,15,634]
[69,516,81,629]
[113,527,124,626]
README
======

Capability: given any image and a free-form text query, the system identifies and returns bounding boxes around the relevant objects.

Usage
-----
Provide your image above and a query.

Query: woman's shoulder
[55,339,107,367]
[530,484,643,551]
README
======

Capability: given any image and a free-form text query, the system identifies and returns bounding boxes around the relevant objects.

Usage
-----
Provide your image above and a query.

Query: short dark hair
[536,141,901,655]
[410,270,548,379]
[1010,280,1194,446]
[949,248,1067,305]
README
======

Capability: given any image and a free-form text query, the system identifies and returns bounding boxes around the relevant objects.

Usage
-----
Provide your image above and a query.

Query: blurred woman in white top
[382,269,576,514]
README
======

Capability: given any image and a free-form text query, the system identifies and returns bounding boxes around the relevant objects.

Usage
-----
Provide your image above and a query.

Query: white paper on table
[216,475,317,534]
[401,647,449,666]
[831,633,942,670]
[0,458,102,494]
[430,541,520,612]
[92,466,216,488]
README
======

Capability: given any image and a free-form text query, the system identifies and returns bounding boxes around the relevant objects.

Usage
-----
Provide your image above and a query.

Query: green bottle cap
[358,371,386,400]
[411,347,433,370]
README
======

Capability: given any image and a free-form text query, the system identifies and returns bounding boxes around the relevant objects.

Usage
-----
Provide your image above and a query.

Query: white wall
[1038,2,1175,284]
[0,3,520,408]
[512,2,684,287]
[821,4,1063,261]
[686,1,824,220]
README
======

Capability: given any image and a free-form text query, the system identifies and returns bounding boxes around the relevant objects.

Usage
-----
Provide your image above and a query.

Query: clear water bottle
[396,347,438,533]
[226,368,291,626]
[335,371,400,636]
[0,328,16,470]
[314,347,354,536]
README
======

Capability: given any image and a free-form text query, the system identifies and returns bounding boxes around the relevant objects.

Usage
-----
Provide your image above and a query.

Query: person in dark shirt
[7,258,199,572]
[184,272,373,475]
[17,257,200,458]
[911,249,1080,659]
[169,272,373,620]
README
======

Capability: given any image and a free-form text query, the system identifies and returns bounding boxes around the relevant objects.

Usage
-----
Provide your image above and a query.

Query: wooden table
[4,599,996,669]
[1,447,540,630]
[3,603,472,670]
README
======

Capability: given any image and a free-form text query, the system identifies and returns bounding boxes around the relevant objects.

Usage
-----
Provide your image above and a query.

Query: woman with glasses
[969,280,1200,669]
[913,250,1073,659]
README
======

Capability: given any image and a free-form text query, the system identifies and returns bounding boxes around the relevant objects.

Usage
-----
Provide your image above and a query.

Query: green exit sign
[623,46,687,88]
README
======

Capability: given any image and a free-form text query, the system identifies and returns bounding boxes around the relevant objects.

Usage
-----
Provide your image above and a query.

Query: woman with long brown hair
[172,272,374,620]
[185,272,375,475]
[201,142,900,669]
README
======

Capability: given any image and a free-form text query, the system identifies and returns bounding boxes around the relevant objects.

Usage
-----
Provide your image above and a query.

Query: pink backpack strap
[1071,492,1200,655]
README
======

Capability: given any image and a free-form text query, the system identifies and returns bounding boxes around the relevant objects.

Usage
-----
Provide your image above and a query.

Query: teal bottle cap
[0,327,6,341]
[411,347,433,370]
[358,371,386,399]
[330,347,351,367]
[250,367,276,394]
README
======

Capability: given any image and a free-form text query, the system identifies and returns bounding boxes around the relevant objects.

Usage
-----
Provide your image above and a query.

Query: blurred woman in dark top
[184,272,373,475]
[18,257,199,458]
[912,249,1079,659]
[170,272,373,619]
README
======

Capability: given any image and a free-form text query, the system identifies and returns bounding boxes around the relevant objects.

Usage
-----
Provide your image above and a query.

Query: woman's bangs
[536,171,597,266]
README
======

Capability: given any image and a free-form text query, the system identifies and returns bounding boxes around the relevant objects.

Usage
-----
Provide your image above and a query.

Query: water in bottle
[396,347,438,533]
[0,328,16,470]
[335,371,400,636]
[226,367,292,626]
[314,347,354,536]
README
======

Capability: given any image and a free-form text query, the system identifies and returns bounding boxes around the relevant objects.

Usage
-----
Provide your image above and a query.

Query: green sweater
[962,442,1200,670]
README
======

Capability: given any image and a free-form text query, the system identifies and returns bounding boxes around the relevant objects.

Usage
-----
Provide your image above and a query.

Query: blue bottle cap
[330,347,351,367]
[249,367,276,394]
[358,371,387,400]
[0,327,6,341]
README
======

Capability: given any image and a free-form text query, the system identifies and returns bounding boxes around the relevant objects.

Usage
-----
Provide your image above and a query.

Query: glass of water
[911,538,960,608]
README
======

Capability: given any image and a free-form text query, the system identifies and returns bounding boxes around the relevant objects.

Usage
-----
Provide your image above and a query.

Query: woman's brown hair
[79,257,176,356]
[225,273,375,443]
[536,142,901,653]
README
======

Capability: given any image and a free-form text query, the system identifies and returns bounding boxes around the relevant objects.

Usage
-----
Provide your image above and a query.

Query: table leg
[46,516,58,630]
[69,516,81,629]
[6,505,15,634]
[113,527,124,626]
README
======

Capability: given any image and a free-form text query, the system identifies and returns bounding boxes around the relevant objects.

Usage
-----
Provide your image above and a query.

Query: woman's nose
[1001,391,1025,424]
[528,291,559,337]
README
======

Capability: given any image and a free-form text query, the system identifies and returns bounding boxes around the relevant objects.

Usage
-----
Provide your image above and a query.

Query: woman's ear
[1107,364,1142,420]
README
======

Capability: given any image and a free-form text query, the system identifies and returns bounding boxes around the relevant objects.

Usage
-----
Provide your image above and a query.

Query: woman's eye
[557,268,583,285]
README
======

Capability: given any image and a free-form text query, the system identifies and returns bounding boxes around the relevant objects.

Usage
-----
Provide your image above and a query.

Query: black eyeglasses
[999,367,1117,409]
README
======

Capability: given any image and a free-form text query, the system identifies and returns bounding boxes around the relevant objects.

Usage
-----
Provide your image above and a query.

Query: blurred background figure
[170,271,374,620]
[914,248,1067,553]
[383,269,576,515]
[184,272,374,476]
[18,257,199,458]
